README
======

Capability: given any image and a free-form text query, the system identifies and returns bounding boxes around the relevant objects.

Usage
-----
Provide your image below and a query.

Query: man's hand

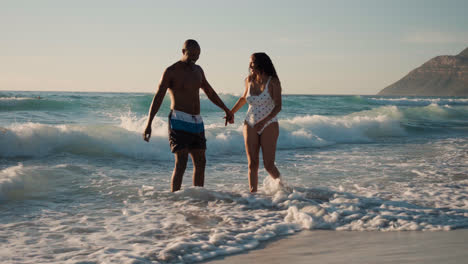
[143,126,152,142]
[224,110,234,126]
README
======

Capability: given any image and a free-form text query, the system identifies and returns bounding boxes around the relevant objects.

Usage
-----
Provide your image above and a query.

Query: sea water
[1,91,467,263]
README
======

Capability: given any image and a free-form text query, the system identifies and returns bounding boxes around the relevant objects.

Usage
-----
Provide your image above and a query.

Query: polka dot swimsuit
[245,76,278,134]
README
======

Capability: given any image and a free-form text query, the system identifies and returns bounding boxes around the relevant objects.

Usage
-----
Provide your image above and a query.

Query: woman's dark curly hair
[248,52,279,82]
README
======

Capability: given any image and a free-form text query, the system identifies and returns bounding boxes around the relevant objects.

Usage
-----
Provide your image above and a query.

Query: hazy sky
[1,0,467,94]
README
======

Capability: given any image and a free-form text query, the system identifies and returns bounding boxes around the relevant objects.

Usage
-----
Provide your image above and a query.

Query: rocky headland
[378,47,468,96]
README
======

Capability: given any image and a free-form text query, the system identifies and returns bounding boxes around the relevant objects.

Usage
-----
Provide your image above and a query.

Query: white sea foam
[0,163,63,201]
[2,103,467,160]
[0,164,29,200]
[4,103,466,159]
[0,97,36,101]
[0,106,411,158]
[0,119,172,159]
[1,175,466,263]
[366,97,468,106]
[0,163,89,200]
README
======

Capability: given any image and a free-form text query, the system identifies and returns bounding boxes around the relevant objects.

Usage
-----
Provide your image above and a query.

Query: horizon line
[0,89,378,96]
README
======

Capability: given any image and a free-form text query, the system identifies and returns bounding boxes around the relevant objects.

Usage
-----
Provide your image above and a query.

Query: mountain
[378,47,468,96]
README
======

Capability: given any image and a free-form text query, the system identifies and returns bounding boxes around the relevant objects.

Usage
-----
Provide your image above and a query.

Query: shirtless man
[143,39,234,192]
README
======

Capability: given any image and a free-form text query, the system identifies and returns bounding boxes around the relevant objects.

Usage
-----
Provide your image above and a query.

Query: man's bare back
[166,61,204,115]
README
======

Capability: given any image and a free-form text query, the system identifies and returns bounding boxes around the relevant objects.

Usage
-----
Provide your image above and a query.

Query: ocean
[1,91,467,263]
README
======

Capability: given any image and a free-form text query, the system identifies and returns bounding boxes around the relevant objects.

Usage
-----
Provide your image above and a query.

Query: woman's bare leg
[260,122,280,179]
[243,124,261,192]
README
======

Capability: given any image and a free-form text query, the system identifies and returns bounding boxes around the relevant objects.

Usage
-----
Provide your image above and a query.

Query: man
[143,39,234,192]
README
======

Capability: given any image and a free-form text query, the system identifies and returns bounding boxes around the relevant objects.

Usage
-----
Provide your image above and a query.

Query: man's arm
[200,68,233,125]
[143,68,171,142]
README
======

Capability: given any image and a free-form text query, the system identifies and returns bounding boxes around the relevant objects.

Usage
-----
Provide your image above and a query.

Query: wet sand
[205,229,468,264]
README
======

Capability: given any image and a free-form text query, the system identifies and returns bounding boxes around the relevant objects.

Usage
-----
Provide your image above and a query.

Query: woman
[228,52,282,192]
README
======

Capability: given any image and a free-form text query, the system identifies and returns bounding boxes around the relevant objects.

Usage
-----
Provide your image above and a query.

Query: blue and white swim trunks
[168,110,206,153]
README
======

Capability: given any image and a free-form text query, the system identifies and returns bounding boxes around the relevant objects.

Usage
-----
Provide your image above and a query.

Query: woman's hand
[254,120,266,132]
[224,110,234,126]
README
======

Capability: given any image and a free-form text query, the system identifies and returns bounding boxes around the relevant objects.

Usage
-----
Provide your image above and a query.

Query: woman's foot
[277,178,292,193]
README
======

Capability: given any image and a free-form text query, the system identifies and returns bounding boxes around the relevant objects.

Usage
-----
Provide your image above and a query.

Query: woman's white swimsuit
[245,76,278,134]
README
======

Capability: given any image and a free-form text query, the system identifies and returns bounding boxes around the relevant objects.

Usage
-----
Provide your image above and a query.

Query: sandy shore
[205,229,468,264]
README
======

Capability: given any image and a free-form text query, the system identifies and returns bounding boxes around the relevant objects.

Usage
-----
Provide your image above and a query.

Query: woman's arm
[230,78,250,115]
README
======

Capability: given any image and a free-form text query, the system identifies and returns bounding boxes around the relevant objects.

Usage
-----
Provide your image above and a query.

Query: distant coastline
[378,47,468,96]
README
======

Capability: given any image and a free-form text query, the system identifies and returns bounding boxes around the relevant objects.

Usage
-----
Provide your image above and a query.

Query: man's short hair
[183,39,200,50]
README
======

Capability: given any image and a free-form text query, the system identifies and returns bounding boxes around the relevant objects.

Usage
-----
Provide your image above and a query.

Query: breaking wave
[2,104,466,158]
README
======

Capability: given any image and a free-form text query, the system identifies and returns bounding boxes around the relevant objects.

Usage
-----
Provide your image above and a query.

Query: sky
[1,0,467,95]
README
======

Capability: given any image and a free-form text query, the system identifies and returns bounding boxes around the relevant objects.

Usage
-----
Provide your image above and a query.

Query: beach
[2,1,468,263]
[207,230,468,264]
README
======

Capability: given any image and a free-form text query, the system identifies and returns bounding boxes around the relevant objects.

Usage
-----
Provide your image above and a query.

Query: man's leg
[189,149,206,187]
[171,149,189,192]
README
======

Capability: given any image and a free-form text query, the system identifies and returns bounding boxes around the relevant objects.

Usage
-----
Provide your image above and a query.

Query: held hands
[143,126,152,142]
[224,110,234,126]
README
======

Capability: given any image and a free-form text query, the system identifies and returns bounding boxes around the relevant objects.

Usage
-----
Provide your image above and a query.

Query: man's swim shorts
[168,110,206,153]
